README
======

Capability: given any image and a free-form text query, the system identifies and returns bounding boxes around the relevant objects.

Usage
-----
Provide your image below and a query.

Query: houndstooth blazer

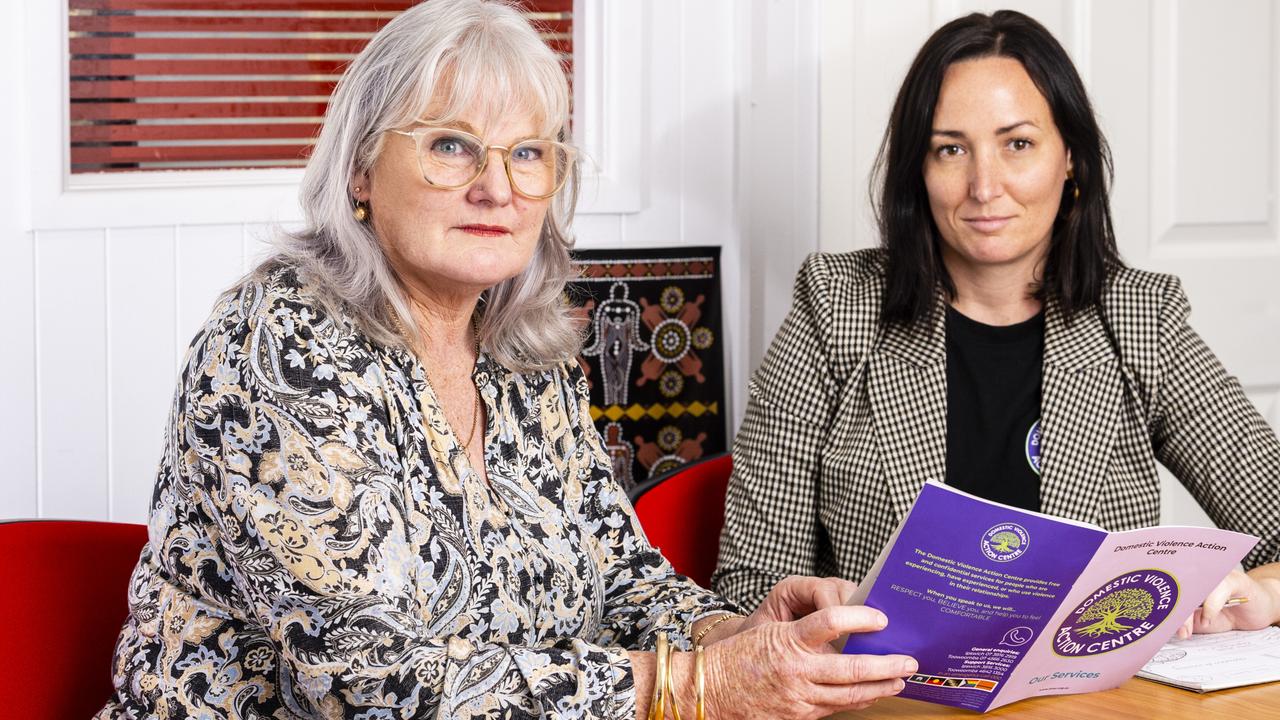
[713,249,1280,612]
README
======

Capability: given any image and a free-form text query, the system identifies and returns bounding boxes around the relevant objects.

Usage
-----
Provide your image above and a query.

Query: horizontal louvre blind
[69,0,573,173]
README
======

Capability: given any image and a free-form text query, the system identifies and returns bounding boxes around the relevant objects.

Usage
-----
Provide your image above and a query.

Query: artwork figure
[581,282,648,406]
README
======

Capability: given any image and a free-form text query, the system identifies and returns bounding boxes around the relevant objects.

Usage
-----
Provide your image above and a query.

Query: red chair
[628,453,732,588]
[0,520,148,720]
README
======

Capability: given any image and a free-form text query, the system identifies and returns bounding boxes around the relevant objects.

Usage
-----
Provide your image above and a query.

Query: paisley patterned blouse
[96,265,736,719]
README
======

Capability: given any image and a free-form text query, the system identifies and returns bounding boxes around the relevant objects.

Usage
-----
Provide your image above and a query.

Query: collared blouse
[97,264,734,720]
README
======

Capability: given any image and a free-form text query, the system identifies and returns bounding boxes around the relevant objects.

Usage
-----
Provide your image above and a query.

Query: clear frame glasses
[388,125,576,200]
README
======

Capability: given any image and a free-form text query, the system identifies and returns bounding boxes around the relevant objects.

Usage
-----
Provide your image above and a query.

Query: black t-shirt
[944,305,1045,511]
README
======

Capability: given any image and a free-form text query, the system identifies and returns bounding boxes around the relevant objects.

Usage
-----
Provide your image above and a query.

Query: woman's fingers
[1176,613,1195,640]
[811,580,846,613]
[806,676,907,710]
[1198,571,1244,626]
[804,652,918,684]
[767,576,860,621]
[793,605,888,647]
[837,579,860,604]
[812,577,860,610]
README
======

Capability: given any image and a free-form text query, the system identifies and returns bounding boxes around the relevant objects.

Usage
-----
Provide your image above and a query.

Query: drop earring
[352,187,369,222]
[1066,168,1080,201]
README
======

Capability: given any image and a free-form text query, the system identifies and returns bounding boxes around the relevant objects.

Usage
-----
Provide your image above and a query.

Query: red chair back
[0,520,148,720]
[629,453,732,588]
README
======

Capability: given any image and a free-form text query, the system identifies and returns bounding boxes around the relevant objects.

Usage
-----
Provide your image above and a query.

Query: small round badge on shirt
[1025,419,1043,475]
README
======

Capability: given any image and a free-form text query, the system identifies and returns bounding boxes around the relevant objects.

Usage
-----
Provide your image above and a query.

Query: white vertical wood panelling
[0,231,38,518]
[571,213,624,249]
[107,227,176,523]
[818,0,858,252]
[243,224,281,274]
[820,0,932,253]
[681,0,741,428]
[740,0,821,376]
[617,0,678,247]
[176,225,247,360]
[36,229,109,520]
[0,0,36,519]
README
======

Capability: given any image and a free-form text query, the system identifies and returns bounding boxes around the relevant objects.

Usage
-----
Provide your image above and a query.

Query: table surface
[829,677,1280,719]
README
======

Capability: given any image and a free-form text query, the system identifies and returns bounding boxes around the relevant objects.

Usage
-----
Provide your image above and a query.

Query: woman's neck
[400,284,481,358]
[944,257,1044,326]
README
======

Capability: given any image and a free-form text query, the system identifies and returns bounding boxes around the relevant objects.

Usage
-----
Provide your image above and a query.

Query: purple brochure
[841,482,1258,712]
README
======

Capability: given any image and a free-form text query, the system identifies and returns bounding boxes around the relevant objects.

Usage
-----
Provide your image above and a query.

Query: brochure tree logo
[1053,570,1179,657]
[981,523,1030,562]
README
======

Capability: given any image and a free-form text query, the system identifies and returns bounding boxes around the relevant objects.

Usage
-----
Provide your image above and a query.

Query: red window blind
[68,0,573,173]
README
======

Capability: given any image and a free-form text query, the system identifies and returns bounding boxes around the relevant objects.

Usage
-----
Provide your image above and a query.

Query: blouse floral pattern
[96,265,736,720]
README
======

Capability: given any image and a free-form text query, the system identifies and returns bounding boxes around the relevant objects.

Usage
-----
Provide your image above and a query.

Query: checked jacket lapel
[1039,297,1123,524]
[867,306,948,523]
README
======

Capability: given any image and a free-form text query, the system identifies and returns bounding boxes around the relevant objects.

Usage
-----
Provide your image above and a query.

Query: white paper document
[1137,626,1280,692]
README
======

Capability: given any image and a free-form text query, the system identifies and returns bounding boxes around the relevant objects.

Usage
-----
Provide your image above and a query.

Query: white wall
[1,0,812,524]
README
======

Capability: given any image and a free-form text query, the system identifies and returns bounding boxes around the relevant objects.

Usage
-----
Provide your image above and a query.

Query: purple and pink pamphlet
[841,481,1258,712]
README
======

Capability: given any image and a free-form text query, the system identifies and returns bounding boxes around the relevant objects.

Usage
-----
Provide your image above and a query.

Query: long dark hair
[875,10,1122,326]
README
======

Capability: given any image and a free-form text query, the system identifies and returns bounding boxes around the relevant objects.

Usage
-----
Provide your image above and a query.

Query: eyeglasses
[388,125,576,200]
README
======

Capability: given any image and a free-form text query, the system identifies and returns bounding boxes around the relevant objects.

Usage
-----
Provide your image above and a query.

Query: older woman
[96,1,916,719]
[715,9,1280,639]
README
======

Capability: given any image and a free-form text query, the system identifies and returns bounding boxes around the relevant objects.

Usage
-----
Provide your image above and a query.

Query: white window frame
[28,0,646,231]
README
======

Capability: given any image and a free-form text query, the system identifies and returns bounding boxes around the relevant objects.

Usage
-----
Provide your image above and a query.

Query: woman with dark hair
[715,9,1280,638]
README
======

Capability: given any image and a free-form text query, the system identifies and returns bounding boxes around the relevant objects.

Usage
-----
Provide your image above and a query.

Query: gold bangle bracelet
[694,644,706,720]
[665,648,683,720]
[693,612,742,647]
[650,632,668,720]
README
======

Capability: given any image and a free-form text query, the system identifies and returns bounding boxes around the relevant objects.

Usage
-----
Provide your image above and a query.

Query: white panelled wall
[30,225,276,521]
[4,0,1276,530]
[820,0,1280,526]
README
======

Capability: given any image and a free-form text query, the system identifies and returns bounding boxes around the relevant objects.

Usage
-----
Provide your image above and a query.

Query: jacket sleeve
[1149,277,1280,569]
[561,361,742,649]
[181,290,636,720]
[712,254,840,611]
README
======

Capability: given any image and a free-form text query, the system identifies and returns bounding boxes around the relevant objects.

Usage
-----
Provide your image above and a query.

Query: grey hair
[266,0,582,371]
